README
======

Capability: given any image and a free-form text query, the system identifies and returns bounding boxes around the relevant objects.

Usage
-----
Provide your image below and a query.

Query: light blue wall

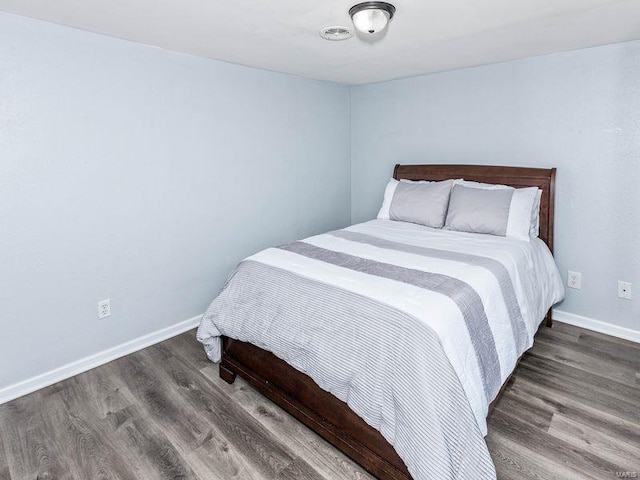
[2,11,639,395]
[0,13,350,391]
[351,41,640,332]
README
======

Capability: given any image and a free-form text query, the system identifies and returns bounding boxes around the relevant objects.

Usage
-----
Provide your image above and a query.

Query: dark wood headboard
[393,164,557,253]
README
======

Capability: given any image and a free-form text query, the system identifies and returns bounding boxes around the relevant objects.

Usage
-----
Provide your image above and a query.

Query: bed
[197,164,564,480]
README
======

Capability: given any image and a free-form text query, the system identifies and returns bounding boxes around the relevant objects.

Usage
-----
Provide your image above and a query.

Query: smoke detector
[320,26,354,41]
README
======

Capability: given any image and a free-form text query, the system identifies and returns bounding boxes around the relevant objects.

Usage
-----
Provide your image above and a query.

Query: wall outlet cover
[98,299,111,319]
[567,271,582,290]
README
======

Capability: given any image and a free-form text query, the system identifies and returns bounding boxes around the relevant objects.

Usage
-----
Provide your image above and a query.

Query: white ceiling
[1,0,640,85]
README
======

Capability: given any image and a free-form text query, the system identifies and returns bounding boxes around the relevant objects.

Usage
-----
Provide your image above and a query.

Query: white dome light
[349,2,396,35]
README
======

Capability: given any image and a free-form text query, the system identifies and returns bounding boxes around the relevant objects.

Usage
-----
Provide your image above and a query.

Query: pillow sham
[445,182,539,241]
[453,180,541,240]
[445,185,514,236]
[377,178,453,228]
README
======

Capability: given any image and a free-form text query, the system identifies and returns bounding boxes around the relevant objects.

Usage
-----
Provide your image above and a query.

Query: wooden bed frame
[219,164,557,480]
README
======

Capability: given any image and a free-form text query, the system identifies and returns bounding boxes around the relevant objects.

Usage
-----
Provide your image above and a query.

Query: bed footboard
[220,336,412,480]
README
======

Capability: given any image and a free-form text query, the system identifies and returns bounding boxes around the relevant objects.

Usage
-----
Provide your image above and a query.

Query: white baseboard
[2,309,635,405]
[553,309,640,343]
[0,313,203,406]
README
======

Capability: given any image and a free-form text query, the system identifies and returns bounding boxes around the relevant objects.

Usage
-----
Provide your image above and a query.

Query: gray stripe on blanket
[330,229,529,352]
[278,241,501,401]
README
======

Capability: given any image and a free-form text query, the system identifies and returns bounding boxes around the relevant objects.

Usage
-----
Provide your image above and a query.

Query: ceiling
[1,0,640,85]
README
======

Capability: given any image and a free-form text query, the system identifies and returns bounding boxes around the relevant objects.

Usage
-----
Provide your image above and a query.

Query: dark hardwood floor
[0,321,638,480]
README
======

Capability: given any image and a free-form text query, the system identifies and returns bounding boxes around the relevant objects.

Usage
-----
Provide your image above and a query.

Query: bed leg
[219,363,237,384]
[545,309,553,328]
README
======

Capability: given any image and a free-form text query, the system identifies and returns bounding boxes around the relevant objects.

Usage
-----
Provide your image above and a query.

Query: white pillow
[530,189,542,237]
[453,180,540,242]
[377,178,400,220]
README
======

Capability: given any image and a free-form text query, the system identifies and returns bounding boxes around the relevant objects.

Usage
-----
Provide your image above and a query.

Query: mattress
[197,219,564,480]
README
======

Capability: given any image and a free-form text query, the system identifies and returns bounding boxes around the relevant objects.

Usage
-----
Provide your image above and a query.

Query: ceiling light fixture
[349,1,396,35]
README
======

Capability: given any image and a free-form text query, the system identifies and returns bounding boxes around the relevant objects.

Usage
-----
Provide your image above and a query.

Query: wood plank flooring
[0,322,638,479]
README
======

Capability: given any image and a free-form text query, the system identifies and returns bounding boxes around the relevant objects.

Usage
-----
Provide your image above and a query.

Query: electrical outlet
[567,271,582,290]
[98,299,111,319]
[618,281,632,300]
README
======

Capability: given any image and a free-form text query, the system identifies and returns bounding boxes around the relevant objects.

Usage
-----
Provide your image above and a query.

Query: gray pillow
[445,185,514,236]
[389,180,453,228]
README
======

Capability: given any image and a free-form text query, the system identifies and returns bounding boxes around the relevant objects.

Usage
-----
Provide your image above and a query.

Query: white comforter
[246,220,562,432]
[198,219,564,478]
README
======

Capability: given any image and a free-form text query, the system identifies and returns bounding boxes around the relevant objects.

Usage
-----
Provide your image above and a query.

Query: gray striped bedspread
[197,219,564,480]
